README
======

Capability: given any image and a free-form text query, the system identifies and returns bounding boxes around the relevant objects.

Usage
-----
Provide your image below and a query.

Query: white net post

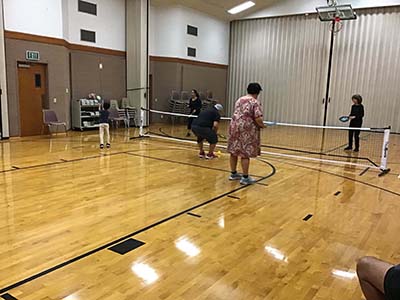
[139,109,145,137]
[380,128,391,171]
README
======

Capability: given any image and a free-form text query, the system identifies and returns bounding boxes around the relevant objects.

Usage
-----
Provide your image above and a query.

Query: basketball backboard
[316,4,357,22]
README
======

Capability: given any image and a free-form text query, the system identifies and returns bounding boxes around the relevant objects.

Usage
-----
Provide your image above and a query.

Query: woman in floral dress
[227,83,265,185]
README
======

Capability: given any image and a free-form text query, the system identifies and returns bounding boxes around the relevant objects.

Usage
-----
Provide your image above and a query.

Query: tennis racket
[339,116,350,123]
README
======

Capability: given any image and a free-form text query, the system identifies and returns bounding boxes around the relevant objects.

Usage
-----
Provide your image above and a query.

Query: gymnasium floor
[1,128,400,300]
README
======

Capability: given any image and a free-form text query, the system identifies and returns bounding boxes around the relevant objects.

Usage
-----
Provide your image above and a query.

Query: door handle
[322,98,325,104]
[328,97,331,103]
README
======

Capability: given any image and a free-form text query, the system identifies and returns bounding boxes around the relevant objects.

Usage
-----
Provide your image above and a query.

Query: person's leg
[209,143,216,154]
[230,155,238,172]
[187,118,193,136]
[241,158,250,176]
[229,154,242,180]
[346,130,354,150]
[354,130,361,151]
[357,256,393,300]
[240,158,256,185]
[197,135,205,156]
[206,130,218,158]
[198,140,204,153]
[105,124,111,147]
[99,124,104,146]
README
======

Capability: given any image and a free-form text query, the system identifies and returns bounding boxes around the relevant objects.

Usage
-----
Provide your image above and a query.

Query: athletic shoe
[199,151,206,159]
[354,148,359,152]
[229,173,242,181]
[206,153,218,160]
[100,144,104,149]
[344,147,352,151]
[106,143,111,149]
[240,176,256,185]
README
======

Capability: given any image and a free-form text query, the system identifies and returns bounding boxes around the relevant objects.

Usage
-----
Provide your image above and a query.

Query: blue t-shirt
[99,110,110,124]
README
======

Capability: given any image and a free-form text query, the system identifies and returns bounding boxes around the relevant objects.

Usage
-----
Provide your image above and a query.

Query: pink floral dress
[227,96,264,158]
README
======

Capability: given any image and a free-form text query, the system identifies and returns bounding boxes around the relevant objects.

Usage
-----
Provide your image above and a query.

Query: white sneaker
[240,176,256,185]
[229,173,242,181]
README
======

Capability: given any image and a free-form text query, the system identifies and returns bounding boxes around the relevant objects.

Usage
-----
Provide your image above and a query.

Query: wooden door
[18,63,48,136]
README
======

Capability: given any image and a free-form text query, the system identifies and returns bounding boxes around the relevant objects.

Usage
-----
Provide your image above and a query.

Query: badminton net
[139,108,391,173]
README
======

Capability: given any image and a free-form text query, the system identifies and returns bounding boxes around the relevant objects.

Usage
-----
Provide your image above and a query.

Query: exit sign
[26,50,40,61]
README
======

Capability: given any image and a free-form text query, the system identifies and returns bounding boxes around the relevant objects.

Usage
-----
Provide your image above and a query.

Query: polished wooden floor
[0,127,400,300]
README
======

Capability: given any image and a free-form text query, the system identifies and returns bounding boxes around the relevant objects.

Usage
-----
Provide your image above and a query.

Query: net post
[139,108,145,137]
[379,127,391,176]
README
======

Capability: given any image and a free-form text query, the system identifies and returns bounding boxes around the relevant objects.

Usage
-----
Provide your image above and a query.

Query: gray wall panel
[328,7,400,132]
[228,15,329,124]
[229,6,400,132]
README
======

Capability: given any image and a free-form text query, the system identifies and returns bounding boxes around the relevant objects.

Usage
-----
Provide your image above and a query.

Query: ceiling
[151,0,281,20]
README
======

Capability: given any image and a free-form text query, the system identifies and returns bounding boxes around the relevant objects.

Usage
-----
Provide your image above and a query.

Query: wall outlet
[99,63,103,69]
[53,98,57,103]
[66,88,69,94]
[155,98,158,102]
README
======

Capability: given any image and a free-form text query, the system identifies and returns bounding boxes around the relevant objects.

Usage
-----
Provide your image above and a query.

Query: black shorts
[192,125,218,144]
[385,265,400,300]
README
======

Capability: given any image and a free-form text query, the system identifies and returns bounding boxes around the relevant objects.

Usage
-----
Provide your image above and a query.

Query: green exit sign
[26,50,40,61]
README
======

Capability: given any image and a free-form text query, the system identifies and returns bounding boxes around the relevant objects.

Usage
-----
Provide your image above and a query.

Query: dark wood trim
[5,30,126,57]
[150,55,228,69]
[4,31,228,65]
[68,43,126,57]
[4,31,69,47]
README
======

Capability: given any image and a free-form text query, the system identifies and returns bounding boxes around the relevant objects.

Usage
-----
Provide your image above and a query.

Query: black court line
[257,182,269,187]
[0,169,16,173]
[303,214,313,221]
[227,195,240,200]
[267,158,400,198]
[0,146,220,175]
[260,143,378,167]
[156,128,377,167]
[334,191,341,196]
[359,167,370,176]
[125,152,264,178]
[1,293,18,300]
[187,212,202,218]
[0,156,276,294]
[323,142,349,154]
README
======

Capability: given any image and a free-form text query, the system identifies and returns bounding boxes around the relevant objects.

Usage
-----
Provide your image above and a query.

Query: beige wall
[150,59,228,122]
[5,38,127,136]
[5,38,70,136]
[5,37,227,136]
[70,51,126,101]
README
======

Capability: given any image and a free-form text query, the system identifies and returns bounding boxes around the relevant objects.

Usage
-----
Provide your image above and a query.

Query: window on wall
[34,74,42,88]
[187,25,198,36]
[81,29,96,43]
[187,47,197,58]
[78,0,97,15]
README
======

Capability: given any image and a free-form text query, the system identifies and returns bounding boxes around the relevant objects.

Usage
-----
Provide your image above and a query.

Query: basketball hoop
[330,16,343,33]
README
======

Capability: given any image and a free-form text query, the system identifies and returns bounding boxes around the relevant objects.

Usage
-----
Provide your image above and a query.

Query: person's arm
[349,105,356,119]
[213,121,219,133]
[253,101,265,128]
[194,99,202,114]
[255,117,266,128]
